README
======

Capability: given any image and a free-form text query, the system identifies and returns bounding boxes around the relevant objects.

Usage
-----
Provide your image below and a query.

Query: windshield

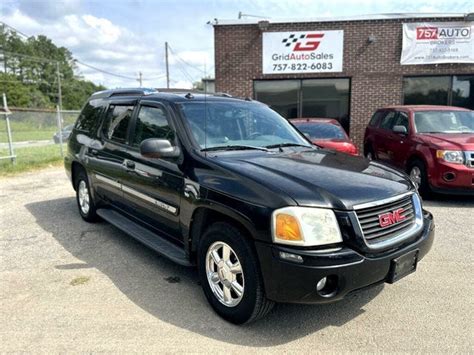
[179,101,310,149]
[414,111,474,134]
[293,122,346,140]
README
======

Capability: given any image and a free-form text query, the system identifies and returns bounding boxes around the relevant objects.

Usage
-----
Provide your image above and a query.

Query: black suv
[65,88,435,324]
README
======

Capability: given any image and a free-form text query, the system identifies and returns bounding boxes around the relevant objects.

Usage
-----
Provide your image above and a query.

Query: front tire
[408,160,431,197]
[75,170,99,222]
[198,222,274,324]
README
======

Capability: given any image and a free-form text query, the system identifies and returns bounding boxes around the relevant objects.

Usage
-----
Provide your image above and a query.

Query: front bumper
[255,211,435,304]
[429,161,474,195]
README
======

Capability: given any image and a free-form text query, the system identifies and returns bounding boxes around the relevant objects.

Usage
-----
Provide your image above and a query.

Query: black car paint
[65,91,434,304]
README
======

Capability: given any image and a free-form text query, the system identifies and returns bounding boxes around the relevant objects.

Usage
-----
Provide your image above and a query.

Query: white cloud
[0,9,192,89]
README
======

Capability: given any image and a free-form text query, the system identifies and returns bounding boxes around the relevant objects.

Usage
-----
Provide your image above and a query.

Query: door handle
[123,160,135,171]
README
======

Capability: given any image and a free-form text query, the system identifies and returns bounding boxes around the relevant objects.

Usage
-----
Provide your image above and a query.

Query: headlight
[436,150,464,164]
[271,207,342,247]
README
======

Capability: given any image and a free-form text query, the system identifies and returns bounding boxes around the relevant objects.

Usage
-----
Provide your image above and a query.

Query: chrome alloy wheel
[78,180,90,215]
[410,166,422,189]
[205,241,244,307]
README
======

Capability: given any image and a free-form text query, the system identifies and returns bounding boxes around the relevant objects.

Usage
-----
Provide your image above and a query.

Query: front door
[385,111,412,169]
[120,100,183,242]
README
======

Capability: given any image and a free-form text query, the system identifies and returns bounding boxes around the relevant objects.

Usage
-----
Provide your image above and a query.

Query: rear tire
[408,160,431,197]
[198,222,274,324]
[75,170,99,222]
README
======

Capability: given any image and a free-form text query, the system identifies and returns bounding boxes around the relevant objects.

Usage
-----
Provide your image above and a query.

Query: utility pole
[165,42,170,89]
[137,71,143,87]
[56,62,62,112]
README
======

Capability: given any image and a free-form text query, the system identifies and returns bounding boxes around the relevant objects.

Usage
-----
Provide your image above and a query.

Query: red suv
[364,106,474,196]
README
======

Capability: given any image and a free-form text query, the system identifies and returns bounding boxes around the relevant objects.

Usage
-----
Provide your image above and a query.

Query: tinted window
[75,98,104,132]
[380,111,397,130]
[254,80,300,118]
[301,79,350,132]
[452,75,474,110]
[403,76,450,105]
[131,106,174,147]
[102,105,134,143]
[293,122,346,139]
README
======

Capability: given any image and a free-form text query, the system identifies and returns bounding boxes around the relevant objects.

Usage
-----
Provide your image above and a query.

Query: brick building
[213,13,474,148]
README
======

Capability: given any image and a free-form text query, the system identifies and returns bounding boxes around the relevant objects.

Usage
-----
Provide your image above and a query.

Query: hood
[418,133,474,150]
[211,149,413,210]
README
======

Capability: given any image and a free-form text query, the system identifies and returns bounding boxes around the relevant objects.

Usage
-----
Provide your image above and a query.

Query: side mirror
[140,138,180,159]
[393,125,408,135]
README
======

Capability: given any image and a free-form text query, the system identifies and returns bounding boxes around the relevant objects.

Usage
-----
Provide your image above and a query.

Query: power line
[168,45,206,74]
[74,60,137,81]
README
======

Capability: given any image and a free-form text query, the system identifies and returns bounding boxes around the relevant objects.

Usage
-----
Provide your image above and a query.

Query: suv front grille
[465,151,474,168]
[354,193,422,250]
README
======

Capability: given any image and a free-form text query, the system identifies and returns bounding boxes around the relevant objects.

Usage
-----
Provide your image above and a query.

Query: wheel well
[406,155,425,172]
[71,162,85,190]
[189,207,254,262]
[364,142,372,155]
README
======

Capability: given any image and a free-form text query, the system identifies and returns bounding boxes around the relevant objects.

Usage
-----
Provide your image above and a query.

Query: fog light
[316,277,327,291]
[443,172,456,182]
[279,251,303,263]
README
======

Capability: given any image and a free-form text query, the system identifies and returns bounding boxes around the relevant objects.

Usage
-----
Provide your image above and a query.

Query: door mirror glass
[140,138,180,159]
[393,125,408,134]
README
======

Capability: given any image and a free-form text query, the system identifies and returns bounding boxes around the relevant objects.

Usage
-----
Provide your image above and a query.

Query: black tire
[407,159,431,198]
[198,222,274,324]
[74,169,99,222]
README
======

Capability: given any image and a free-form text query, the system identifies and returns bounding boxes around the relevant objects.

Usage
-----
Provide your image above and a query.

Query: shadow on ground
[26,197,383,347]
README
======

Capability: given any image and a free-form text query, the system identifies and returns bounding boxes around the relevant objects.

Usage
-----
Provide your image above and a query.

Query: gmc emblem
[379,208,406,228]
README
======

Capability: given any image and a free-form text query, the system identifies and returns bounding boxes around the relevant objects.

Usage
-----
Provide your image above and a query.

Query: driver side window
[392,112,409,132]
[131,105,175,147]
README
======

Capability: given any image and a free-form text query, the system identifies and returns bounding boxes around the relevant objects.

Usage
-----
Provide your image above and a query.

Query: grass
[0,129,56,143]
[0,144,65,176]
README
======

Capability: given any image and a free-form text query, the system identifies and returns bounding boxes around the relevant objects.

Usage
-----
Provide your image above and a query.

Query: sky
[0,0,472,89]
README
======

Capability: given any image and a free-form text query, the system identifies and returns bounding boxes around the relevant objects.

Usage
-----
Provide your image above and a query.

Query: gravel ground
[1,167,473,353]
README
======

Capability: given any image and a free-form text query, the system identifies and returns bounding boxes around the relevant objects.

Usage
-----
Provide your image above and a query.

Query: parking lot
[0,167,473,353]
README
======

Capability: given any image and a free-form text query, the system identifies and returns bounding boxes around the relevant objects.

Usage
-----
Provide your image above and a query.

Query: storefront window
[403,75,474,109]
[452,75,474,110]
[254,78,351,132]
[403,76,450,106]
[254,80,300,118]
[302,79,350,132]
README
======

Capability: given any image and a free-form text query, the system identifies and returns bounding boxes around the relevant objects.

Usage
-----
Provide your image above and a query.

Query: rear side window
[102,105,134,143]
[75,98,104,132]
[131,105,175,147]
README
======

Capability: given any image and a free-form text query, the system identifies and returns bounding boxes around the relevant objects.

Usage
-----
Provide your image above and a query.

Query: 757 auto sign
[262,30,344,74]
[401,22,474,65]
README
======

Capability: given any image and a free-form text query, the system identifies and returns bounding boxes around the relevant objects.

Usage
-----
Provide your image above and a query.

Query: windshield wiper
[265,142,313,150]
[201,145,269,152]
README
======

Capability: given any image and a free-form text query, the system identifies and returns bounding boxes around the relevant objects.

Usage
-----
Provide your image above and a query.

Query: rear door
[88,100,136,208]
[120,100,184,242]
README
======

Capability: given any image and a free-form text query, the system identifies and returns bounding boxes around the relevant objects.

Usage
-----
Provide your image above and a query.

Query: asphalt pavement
[0,167,473,353]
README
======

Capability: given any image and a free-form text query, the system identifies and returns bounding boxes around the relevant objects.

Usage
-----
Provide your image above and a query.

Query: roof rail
[214,92,233,98]
[105,88,158,98]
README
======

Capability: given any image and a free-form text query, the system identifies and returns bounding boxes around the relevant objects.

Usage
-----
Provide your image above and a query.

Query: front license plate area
[387,249,419,283]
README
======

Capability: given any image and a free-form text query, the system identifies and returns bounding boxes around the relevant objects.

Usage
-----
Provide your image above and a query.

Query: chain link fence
[1,98,80,172]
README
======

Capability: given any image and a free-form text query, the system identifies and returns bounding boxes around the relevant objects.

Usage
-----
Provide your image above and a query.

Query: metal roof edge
[212,13,468,26]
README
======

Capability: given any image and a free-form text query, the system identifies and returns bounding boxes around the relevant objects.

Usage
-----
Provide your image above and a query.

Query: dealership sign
[262,30,343,74]
[401,22,474,65]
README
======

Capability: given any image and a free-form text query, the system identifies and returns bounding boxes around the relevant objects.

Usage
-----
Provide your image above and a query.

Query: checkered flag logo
[282,34,306,47]
[281,33,325,51]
